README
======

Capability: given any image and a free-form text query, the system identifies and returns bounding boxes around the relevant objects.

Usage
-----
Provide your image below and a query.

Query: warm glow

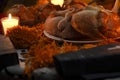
[8,13,12,20]
[1,13,19,35]
[51,0,64,7]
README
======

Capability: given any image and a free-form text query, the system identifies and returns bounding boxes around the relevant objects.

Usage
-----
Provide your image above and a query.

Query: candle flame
[51,0,64,7]
[8,13,12,20]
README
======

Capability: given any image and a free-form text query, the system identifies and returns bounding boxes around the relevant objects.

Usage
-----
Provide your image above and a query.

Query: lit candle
[1,13,19,35]
[51,0,64,7]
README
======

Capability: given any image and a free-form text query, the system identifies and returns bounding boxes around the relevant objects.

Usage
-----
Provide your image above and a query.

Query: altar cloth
[54,43,120,79]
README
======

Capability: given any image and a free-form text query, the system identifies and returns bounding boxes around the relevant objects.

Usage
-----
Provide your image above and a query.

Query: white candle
[1,13,19,35]
[51,0,64,7]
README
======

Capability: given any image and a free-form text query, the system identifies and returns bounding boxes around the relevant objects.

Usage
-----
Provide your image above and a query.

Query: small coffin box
[0,35,19,71]
[53,43,120,77]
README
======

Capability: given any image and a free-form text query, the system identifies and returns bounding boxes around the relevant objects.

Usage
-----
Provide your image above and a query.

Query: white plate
[43,30,105,44]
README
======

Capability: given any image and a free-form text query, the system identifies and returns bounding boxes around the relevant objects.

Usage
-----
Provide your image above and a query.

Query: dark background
[0,0,37,13]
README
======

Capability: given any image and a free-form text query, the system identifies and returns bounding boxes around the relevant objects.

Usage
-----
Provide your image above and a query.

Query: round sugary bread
[45,5,120,41]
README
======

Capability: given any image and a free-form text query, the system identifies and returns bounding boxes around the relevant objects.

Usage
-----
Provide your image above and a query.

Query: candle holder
[1,14,19,35]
